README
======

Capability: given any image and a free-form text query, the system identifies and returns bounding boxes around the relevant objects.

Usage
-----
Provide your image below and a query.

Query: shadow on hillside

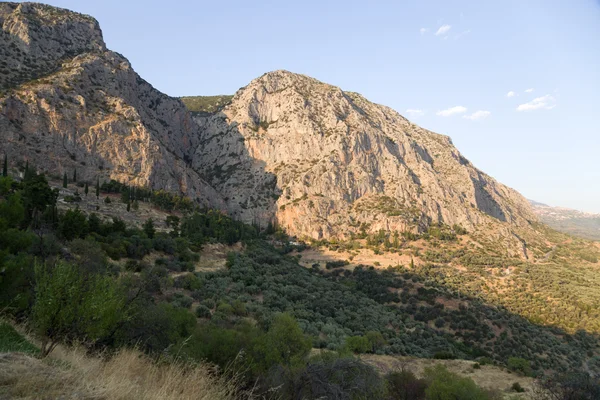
[285,244,599,375]
[190,111,280,228]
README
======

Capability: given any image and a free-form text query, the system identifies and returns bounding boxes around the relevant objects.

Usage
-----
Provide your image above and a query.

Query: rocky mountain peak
[0,2,105,90]
[192,71,536,250]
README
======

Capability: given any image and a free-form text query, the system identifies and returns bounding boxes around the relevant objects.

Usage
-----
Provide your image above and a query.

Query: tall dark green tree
[142,218,155,239]
[2,153,7,177]
[95,177,100,198]
[62,172,68,188]
[73,168,77,183]
[24,160,29,180]
[126,201,131,212]
[84,182,89,196]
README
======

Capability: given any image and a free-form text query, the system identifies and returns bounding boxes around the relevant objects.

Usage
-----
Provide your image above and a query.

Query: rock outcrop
[0,2,223,206]
[192,71,536,240]
[0,3,537,248]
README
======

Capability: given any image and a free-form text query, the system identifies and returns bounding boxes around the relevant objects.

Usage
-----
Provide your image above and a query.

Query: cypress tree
[24,160,29,179]
[84,182,89,196]
[73,168,77,182]
[63,172,68,188]
[2,153,7,177]
[126,201,131,212]
[95,178,100,198]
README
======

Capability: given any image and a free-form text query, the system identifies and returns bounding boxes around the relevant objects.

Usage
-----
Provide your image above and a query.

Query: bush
[507,357,532,376]
[195,305,211,319]
[386,369,426,400]
[511,382,525,392]
[32,261,125,357]
[424,365,491,400]
[345,335,371,354]
[271,357,384,400]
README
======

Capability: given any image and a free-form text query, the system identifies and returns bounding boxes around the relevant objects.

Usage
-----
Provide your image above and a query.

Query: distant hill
[529,200,600,240]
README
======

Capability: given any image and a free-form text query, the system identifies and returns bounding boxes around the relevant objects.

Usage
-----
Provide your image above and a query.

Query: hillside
[0,2,543,257]
[1,3,600,398]
[191,71,537,254]
[0,2,223,205]
[530,200,600,241]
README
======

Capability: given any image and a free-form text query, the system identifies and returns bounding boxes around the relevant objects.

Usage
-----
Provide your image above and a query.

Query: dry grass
[361,354,535,399]
[0,346,243,400]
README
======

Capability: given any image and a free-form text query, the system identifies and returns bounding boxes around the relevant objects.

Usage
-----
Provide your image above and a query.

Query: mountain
[0,2,223,205]
[191,71,536,250]
[1,3,537,254]
[530,200,600,240]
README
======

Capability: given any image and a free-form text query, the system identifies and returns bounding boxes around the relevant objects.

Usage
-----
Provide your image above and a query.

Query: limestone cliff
[0,2,223,205]
[0,3,537,249]
[192,71,536,241]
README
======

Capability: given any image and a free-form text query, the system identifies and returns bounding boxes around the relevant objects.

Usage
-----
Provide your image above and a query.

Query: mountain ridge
[1,4,537,256]
[190,70,536,254]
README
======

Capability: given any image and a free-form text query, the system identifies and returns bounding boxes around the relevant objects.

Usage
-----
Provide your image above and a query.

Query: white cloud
[406,109,425,117]
[525,88,534,93]
[420,28,428,35]
[436,106,467,117]
[506,91,516,98]
[435,24,452,36]
[516,95,556,111]
[463,110,491,120]
[454,29,471,39]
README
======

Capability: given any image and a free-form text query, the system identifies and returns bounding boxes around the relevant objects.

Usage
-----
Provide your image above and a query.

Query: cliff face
[0,3,536,248]
[0,2,223,206]
[192,71,535,240]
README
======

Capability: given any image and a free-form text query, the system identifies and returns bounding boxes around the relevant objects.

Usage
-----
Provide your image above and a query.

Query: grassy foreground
[0,322,241,400]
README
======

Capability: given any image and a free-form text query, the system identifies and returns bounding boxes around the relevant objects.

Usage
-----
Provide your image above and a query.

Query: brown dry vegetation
[0,347,242,400]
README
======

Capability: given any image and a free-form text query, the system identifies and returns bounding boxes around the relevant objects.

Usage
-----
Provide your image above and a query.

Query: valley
[0,2,599,399]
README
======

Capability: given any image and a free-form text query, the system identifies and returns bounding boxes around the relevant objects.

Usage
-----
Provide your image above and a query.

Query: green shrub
[386,369,426,400]
[424,364,491,400]
[507,357,532,376]
[511,382,525,392]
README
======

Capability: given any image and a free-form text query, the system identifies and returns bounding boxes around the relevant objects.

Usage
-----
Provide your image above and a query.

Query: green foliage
[271,356,385,400]
[58,208,88,241]
[62,172,67,188]
[510,382,525,392]
[95,177,100,198]
[0,322,38,355]
[254,313,312,371]
[179,95,233,114]
[424,364,492,400]
[32,261,125,356]
[84,182,88,196]
[386,369,427,400]
[142,218,155,239]
[20,170,57,226]
[507,357,532,376]
[2,153,7,177]
[104,196,111,204]
[346,335,371,354]
[535,372,600,400]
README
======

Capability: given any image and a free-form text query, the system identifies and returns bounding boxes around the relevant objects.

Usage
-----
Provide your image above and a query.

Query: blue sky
[32,0,600,212]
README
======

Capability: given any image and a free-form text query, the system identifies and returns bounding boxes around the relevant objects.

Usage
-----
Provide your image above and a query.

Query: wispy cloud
[406,109,425,117]
[435,24,452,36]
[436,106,467,117]
[525,88,534,93]
[463,110,491,120]
[516,95,556,111]
[454,29,471,40]
[506,91,516,98]
[420,28,428,35]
